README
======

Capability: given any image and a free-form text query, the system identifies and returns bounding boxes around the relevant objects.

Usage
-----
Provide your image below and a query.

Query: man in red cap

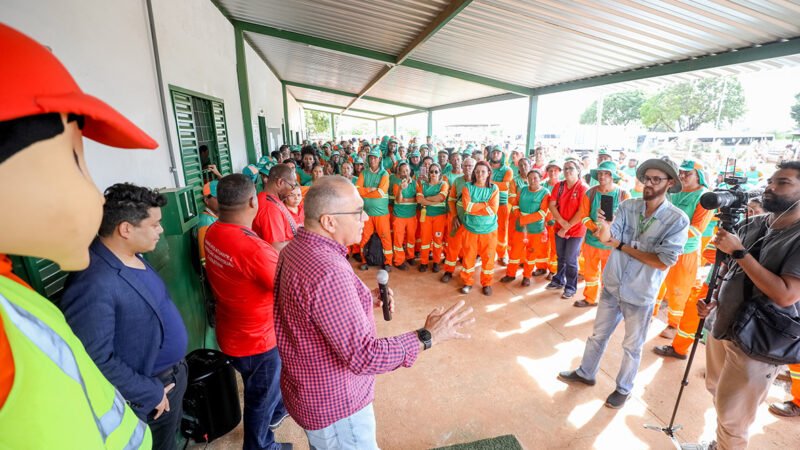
[0,24,157,448]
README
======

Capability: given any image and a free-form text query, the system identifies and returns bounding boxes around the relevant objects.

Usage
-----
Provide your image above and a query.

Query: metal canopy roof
[217,0,800,117]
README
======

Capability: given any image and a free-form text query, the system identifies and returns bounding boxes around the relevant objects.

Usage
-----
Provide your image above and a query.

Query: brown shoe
[653,345,687,360]
[768,400,800,417]
[573,299,597,308]
[660,326,678,339]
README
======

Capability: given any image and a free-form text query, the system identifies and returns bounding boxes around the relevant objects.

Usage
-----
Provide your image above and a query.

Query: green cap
[408,150,421,158]
[352,155,364,165]
[590,160,620,182]
[491,145,503,153]
[461,147,472,156]
[290,145,301,153]
[679,160,708,187]
[368,148,382,158]
[545,159,561,171]
[598,148,612,156]
[202,180,218,197]
[258,155,271,166]
[331,151,340,157]
[242,164,259,182]
[420,144,429,150]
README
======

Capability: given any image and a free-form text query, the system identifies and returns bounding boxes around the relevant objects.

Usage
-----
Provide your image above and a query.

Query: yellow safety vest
[0,276,151,449]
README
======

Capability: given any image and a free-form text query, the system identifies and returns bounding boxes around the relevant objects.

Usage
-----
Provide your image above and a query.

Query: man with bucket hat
[0,24,153,448]
[574,161,630,307]
[653,160,714,341]
[559,158,688,409]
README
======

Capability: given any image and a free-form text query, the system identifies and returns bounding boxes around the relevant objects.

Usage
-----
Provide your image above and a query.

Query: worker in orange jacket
[575,161,630,307]
[489,146,513,264]
[502,168,550,286]
[459,161,500,296]
[543,160,562,278]
[654,161,715,339]
[356,147,393,270]
[441,157,476,283]
[391,162,418,270]
[417,164,449,272]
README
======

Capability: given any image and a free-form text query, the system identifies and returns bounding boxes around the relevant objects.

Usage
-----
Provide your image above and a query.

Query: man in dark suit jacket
[61,183,188,450]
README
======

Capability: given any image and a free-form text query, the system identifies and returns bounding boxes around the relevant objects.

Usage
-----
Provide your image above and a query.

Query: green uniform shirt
[583,187,624,250]
[510,176,528,203]
[516,187,548,234]
[463,183,499,234]
[491,165,512,206]
[420,181,448,217]
[629,188,643,199]
[450,175,468,221]
[297,168,313,187]
[669,188,707,252]
[392,179,418,218]
[361,168,389,217]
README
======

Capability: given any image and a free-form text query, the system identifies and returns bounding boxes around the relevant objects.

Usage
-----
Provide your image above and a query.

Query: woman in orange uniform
[503,168,550,286]
[391,162,418,270]
[417,163,449,272]
[459,161,499,296]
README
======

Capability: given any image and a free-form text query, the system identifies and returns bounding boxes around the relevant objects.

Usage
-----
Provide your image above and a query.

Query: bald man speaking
[274,176,474,449]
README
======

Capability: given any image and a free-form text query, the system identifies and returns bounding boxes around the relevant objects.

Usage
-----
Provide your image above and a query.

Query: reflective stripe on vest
[0,294,145,449]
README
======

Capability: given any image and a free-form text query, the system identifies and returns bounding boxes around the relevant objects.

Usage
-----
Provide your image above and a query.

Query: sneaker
[660,326,678,339]
[604,390,630,409]
[359,264,369,271]
[353,254,363,263]
[533,269,547,276]
[460,285,472,294]
[561,290,576,299]
[500,275,515,283]
[653,345,687,360]
[395,262,409,271]
[769,400,800,417]
[418,264,427,273]
[269,411,290,430]
[545,282,564,291]
[557,370,596,386]
[573,299,597,308]
[431,263,440,273]
[440,272,453,283]
[521,277,531,287]
[482,286,493,296]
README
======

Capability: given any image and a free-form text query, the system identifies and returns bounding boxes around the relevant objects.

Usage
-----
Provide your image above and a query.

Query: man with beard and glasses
[559,158,688,410]
[683,161,800,450]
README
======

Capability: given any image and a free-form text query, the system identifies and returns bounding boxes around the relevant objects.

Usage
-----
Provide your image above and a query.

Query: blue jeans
[229,347,287,450]
[306,404,379,450]
[576,289,655,395]
[553,235,583,294]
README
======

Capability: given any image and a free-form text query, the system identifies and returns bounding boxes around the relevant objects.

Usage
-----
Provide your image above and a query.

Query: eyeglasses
[282,178,298,189]
[643,176,669,185]
[326,208,365,217]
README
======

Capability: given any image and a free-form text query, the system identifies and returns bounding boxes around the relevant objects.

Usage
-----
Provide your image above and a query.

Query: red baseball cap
[0,24,157,150]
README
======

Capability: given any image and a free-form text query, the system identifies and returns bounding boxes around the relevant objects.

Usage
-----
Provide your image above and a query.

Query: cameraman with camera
[690,161,800,450]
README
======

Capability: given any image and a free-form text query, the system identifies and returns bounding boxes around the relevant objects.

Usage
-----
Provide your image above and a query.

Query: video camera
[699,158,762,232]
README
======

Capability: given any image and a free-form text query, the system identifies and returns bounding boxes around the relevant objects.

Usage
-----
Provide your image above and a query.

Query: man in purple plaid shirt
[275,176,474,450]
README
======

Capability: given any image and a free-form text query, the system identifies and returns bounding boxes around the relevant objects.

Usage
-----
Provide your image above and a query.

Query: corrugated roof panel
[366,65,507,108]
[411,0,800,88]
[349,98,417,117]
[218,0,449,55]
[246,32,386,93]
[287,87,353,108]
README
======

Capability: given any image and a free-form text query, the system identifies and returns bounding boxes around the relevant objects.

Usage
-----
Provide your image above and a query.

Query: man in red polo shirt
[546,158,588,299]
[204,174,291,450]
[252,164,298,252]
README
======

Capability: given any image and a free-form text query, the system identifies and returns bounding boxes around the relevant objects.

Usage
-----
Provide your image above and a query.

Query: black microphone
[377,270,391,321]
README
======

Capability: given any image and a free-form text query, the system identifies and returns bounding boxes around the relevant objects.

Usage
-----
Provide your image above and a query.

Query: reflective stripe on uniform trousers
[0,294,145,448]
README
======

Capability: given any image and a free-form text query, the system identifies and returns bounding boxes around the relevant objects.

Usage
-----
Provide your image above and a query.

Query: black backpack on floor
[364,233,384,267]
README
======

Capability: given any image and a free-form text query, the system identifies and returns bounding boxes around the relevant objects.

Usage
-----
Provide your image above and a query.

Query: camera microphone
[377,270,391,321]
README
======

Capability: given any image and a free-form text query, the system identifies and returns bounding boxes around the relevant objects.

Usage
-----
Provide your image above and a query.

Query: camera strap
[740,220,768,302]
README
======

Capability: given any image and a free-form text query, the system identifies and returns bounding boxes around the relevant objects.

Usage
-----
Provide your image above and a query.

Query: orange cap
[0,24,157,150]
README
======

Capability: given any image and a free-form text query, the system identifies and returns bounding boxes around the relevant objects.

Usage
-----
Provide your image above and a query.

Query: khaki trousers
[705,335,781,450]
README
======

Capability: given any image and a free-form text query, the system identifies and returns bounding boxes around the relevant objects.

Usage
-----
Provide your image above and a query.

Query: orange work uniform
[491,165,513,259]
[417,179,449,265]
[391,180,418,266]
[356,168,393,265]
[507,187,550,278]
[460,183,500,287]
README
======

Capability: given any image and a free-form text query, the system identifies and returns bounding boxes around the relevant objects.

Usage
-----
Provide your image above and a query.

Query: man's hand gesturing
[424,300,475,346]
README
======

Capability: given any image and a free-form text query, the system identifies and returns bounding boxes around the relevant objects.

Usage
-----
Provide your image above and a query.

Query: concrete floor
[191,261,799,450]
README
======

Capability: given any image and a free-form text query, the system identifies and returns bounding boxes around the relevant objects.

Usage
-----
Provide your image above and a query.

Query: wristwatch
[731,249,747,260]
[616,241,625,251]
[416,328,432,350]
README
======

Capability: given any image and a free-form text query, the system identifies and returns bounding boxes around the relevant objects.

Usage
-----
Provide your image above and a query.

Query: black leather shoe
[395,262,409,271]
[605,390,630,409]
[353,254,363,263]
[382,264,392,272]
[482,286,492,296]
[500,275,515,283]
[431,263,440,273]
[557,370,596,386]
[533,269,547,276]
[521,277,531,287]
[573,299,597,308]
[407,258,416,266]
[440,272,452,283]
[653,345,687,360]
[769,400,800,417]
[418,264,427,273]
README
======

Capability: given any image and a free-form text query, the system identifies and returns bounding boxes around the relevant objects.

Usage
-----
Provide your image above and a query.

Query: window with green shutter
[169,86,232,211]
[10,256,69,304]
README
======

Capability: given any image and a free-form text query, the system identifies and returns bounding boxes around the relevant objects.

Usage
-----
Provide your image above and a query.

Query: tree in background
[579,90,646,126]
[640,77,745,132]
[305,110,331,139]
[791,93,800,129]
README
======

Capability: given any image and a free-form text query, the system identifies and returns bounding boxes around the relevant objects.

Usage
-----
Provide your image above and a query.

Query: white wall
[245,42,285,155]
[287,95,306,143]
[4,0,176,191]
[151,0,249,174]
